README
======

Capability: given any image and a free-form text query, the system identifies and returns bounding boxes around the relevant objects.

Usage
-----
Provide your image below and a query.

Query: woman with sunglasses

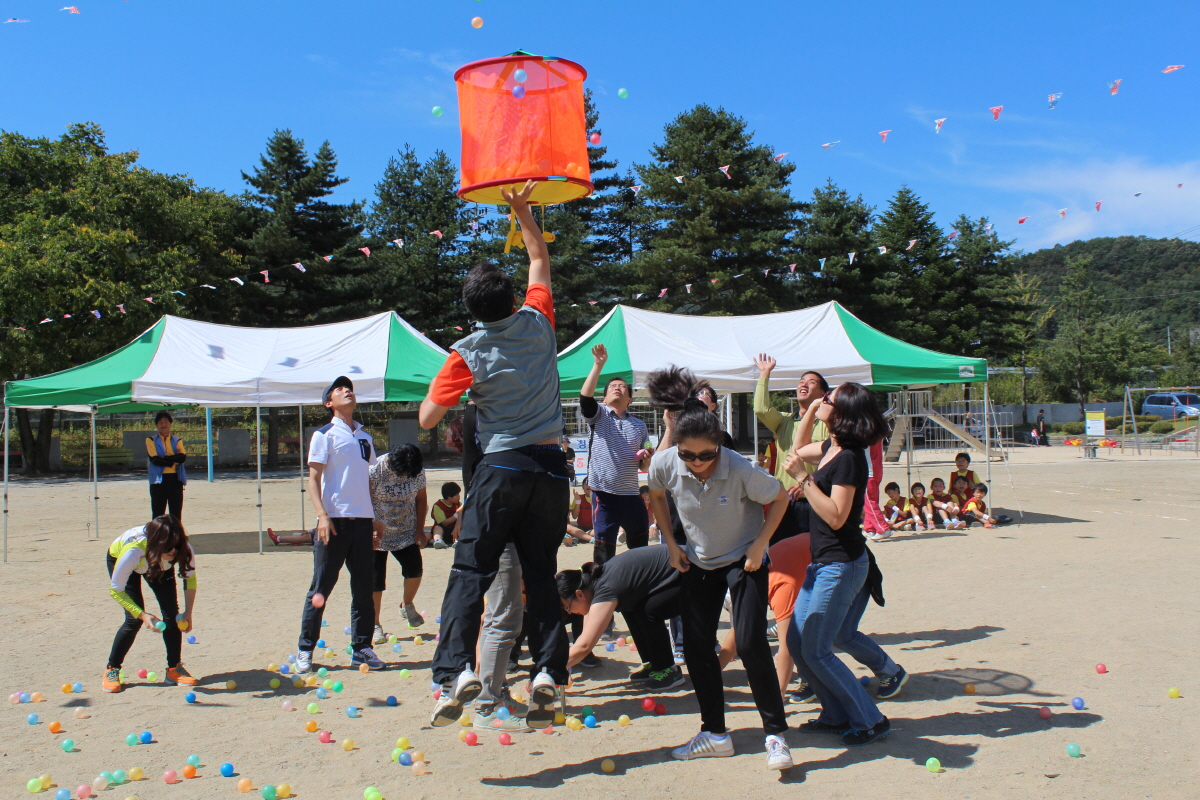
[782,383,898,748]
[645,368,793,771]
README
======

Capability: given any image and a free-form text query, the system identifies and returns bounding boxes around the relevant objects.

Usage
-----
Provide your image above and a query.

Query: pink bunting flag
[718,165,731,179]
[63,314,72,319]
[1163,65,1185,73]
[1095,200,1103,211]
[454,326,463,331]
[710,278,718,284]
[323,255,333,262]
[60,6,79,13]
[635,293,644,299]
[984,223,993,232]
[117,304,125,313]
[231,277,244,285]
[260,270,270,282]
[201,284,216,289]
[630,185,642,195]
[430,231,443,239]
[588,301,598,305]
[1059,208,1067,218]
[5,18,30,23]
[773,152,788,162]
[948,231,958,241]
[1108,79,1122,95]
[686,284,693,293]
[392,238,404,247]
[989,105,1003,120]
[1018,216,1029,224]
[359,247,371,256]
[879,130,891,143]
[878,246,888,254]
[906,240,917,250]
[92,310,101,319]
[658,288,668,297]
[821,141,840,149]
[39,318,52,324]
[935,118,947,133]
[674,176,684,184]
[788,263,797,273]
[292,262,306,272]
[144,297,154,304]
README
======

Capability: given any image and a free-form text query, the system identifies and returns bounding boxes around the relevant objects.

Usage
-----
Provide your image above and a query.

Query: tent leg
[3,405,8,563]
[206,408,214,482]
[903,388,912,489]
[723,393,732,445]
[256,406,263,555]
[984,382,992,488]
[1130,386,1142,455]
[298,405,305,532]
[91,409,99,540]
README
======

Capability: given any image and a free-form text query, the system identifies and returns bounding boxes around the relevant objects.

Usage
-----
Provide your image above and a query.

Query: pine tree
[630,105,801,315]
[950,215,1023,361]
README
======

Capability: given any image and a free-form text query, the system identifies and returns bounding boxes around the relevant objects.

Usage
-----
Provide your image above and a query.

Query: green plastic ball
[262,785,277,800]
[925,757,941,772]
[307,702,320,714]
[1066,743,1082,758]
[125,733,139,746]
[270,678,281,689]
[617,88,629,99]
[332,681,344,693]
[26,777,42,793]
[317,667,328,678]
[432,106,444,117]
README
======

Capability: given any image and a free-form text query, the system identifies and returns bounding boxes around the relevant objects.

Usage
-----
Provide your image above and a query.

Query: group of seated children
[564,481,595,547]
[879,453,997,535]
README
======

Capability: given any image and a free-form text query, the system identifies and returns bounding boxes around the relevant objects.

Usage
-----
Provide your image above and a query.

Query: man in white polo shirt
[295,376,385,673]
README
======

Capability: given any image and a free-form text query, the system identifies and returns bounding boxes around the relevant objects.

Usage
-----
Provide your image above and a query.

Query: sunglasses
[677,449,720,463]
[821,391,835,406]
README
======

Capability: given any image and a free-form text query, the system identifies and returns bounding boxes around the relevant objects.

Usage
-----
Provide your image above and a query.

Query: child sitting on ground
[564,489,595,547]
[960,483,996,528]
[928,478,962,530]
[908,482,935,531]
[639,485,660,543]
[950,476,972,518]
[950,452,980,494]
[429,482,461,549]
[882,482,915,531]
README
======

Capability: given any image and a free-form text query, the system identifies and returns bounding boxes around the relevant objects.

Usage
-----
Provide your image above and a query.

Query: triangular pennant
[1059,208,1067,218]
[906,240,917,250]
[635,293,644,299]
[772,152,788,162]
[39,318,52,324]
[948,231,958,241]
[1048,92,1062,109]
[430,231,443,239]
[989,105,1003,120]
[231,277,244,285]
[260,270,270,283]
[359,247,371,257]
[710,278,718,283]
[733,274,744,279]
[673,176,684,184]
[1018,216,1029,224]
[984,223,993,231]
[292,262,306,272]
[763,269,770,276]
[848,252,856,264]
[201,284,216,289]
[879,130,891,142]
[144,297,154,304]
[817,258,826,270]
[718,165,731,179]
[391,238,404,247]
[92,310,101,319]
[117,304,125,313]
[1163,65,1185,73]
[588,301,598,306]
[63,313,72,319]
[322,255,333,262]
[1108,79,1122,95]
[821,141,840,149]
[630,185,642,195]
[685,284,692,293]
[1094,200,1103,211]
[877,246,888,254]
[935,118,947,133]
[658,288,668,297]
[788,263,797,273]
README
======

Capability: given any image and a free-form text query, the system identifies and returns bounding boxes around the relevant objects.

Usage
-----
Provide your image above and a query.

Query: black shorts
[372,545,422,591]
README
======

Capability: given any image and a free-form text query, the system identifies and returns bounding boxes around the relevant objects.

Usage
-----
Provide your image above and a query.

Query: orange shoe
[166,665,199,686]
[102,667,122,693]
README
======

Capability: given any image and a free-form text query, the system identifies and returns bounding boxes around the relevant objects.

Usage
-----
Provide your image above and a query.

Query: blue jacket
[147,434,187,485]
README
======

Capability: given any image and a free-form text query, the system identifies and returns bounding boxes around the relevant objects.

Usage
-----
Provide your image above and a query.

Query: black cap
[322,375,354,404]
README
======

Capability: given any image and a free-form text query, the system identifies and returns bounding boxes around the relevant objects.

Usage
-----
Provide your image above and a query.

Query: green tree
[1006,273,1054,421]
[950,215,1024,361]
[630,105,801,315]
[793,180,885,322]
[0,123,242,471]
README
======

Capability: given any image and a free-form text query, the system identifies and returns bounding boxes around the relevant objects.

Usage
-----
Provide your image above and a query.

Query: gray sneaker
[373,624,387,645]
[295,650,313,674]
[351,647,385,671]
[430,669,482,727]
[403,603,425,629]
[473,708,531,731]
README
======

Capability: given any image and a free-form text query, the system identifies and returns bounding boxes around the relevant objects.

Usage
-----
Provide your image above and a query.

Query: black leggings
[150,473,184,521]
[372,545,423,591]
[106,553,181,669]
[621,583,682,672]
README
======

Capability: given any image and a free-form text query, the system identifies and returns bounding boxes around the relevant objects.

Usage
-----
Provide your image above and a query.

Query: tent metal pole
[205,407,214,482]
[298,405,305,532]
[984,382,992,488]
[723,393,732,444]
[3,405,8,563]
[904,388,912,489]
[90,408,99,540]
[256,406,263,555]
[1130,386,1142,455]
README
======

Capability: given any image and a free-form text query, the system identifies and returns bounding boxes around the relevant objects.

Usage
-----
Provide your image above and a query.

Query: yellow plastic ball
[304,720,318,732]
[412,751,425,763]
[61,684,72,694]
[292,678,304,688]
[237,777,253,793]
[305,675,318,686]
[40,775,52,789]
[458,728,468,742]
[358,663,370,674]
[128,768,144,782]
[964,684,976,695]
[177,619,189,631]
[618,714,631,727]
[267,663,280,672]
[341,738,355,751]
[276,785,292,799]
[554,711,566,725]
[395,737,409,749]
[600,759,615,774]
[1168,687,1182,698]
[414,636,424,645]
[269,678,281,689]
[567,717,583,730]
[459,714,471,727]
[226,680,237,691]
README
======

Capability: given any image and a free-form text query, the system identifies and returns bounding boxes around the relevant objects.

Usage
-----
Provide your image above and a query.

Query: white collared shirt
[309,417,377,519]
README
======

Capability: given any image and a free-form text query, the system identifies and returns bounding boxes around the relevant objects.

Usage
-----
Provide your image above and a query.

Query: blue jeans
[787,552,887,730]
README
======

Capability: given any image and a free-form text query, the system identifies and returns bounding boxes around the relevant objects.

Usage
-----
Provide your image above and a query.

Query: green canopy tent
[3,312,450,561]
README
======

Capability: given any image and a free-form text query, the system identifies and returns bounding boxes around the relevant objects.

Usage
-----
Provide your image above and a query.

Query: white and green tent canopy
[4,313,450,412]
[557,301,987,393]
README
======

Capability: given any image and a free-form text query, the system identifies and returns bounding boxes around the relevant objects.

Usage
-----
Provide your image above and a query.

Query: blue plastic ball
[139,730,153,744]
[1072,697,1085,710]
[512,85,526,99]
[584,715,598,728]
[26,713,38,724]
[399,752,413,766]
[496,706,511,720]
[154,620,167,631]
[187,635,197,644]
[317,639,326,649]
[344,626,352,635]
[316,688,327,699]
[386,696,398,706]
[860,676,871,687]
[220,763,235,778]
[346,706,358,718]
[72,682,83,693]
[56,789,71,800]
[185,692,197,703]
[392,643,402,653]
[514,68,527,83]
[279,664,290,675]
[605,642,615,652]
[19,692,30,703]
[287,653,297,663]
[321,619,328,627]
[436,616,442,624]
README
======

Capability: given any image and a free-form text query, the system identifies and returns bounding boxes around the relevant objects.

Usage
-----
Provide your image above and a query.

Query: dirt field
[1,447,1197,799]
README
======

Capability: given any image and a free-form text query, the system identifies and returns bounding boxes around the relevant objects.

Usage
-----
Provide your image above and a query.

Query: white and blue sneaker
[765,734,793,770]
[351,647,384,671]
[430,668,482,727]
[295,650,313,674]
[672,730,735,760]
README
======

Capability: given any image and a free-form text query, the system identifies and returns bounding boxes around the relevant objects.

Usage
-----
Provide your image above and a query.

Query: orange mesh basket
[455,52,592,205]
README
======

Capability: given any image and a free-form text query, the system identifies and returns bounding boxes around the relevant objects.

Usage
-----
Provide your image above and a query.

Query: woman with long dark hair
[645,367,793,771]
[103,516,198,693]
[369,443,428,641]
[782,382,903,747]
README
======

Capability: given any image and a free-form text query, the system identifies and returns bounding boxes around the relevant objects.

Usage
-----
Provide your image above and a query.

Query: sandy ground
[1,446,1198,799]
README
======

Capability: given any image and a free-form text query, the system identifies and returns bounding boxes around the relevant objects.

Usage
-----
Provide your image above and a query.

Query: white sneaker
[430,669,482,727]
[373,624,387,645]
[765,734,793,770]
[672,730,735,760]
[295,650,312,674]
[525,670,558,728]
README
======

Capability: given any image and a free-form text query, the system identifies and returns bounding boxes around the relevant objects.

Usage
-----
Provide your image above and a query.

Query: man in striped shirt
[579,344,652,565]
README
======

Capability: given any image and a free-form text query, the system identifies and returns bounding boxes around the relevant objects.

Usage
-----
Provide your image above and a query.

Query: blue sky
[2,0,1197,251]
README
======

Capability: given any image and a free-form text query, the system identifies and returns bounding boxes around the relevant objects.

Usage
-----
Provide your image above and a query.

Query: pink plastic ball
[499,732,512,745]
[654,702,666,715]
[629,643,638,652]
[589,133,602,145]
[76,786,93,799]
[464,731,478,746]
[318,730,333,743]
[1038,707,1052,720]
[163,770,178,784]
[312,593,325,608]
[542,726,554,734]
[1096,663,1107,674]
[641,698,656,711]
[137,669,148,679]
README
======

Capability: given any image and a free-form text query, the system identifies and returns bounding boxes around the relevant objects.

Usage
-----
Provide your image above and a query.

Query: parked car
[1141,392,1200,419]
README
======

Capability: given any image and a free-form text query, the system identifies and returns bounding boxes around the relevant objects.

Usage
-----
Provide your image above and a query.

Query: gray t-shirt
[648,446,782,569]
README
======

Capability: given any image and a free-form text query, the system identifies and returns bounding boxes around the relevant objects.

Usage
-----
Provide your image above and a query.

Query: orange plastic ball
[182,765,196,779]
[305,720,318,732]
[471,16,483,28]
[358,663,370,674]
[30,692,43,703]
[48,721,62,733]
[61,684,72,694]
[964,684,977,695]
[238,777,253,793]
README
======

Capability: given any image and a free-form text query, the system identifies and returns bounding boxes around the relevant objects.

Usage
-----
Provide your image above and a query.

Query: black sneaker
[789,683,817,704]
[841,716,891,746]
[628,662,654,682]
[641,666,685,692]
[877,667,909,700]
[796,718,850,735]
[580,653,601,668]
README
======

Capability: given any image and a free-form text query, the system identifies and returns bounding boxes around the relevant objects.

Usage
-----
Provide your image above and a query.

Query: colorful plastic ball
[60,739,75,752]
[542,725,554,734]
[187,635,197,644]
[322,679,334,690]
[391,746,403,761]
[325,650,336,658]
[181,765,196,779]
[307,702,320,714]
[21,710,35,725]
[185,754,200,767]
[61,684,72,694]
[399,752,413,766]
[270,678,281,689]
[414,636,424,645]
[1096,663,1107,674]
[341,738,355,751]
[8,691,20,703]
[617,88,629,99]
[112,770,126,784]
[287,653,297,663]
[413,749,425,762]
[56,789,70,800]
[277,783,292,798]
[305,719,319,732]
[1038,707,1052,720]
[584,715,598,728]
[91,777,109,793]
[1066,743,1081,758]
[139,731,152,744]
[185,692,197,703]
[964,684,976,695]
[498,732,513,745]
[514,68,528,83]
[566,717,583,730]
[99,772,114,786]
[392,643,402,653]
[267,662,280,672]
[926,757,941,772]
[26,777,42,793]
[343,626,352,635]
[154,621,166,631]
[128,767,143,781]
[312,593,325,609]
[48,720,61,732]
[262,786,277,800]
[148,671,161,682]
[605,642,615,652]
[317,639,326,649]
[496,706,511,720]
[364,789,380,800]
[162,770,177,785]
[321,618,328,626]
[386,695,398,706]
[227,680,237,691]
[1071,697,1084,710]
[589,133,602,145]
[601,758,616,774]
[412,761,426,776]
[316,688,327,699]
[73,708,87,719]
[126,733,139,746]
[317,667,329,678]
[333,682,344,693]
[431,106,445,117]
[512,85,526,99]
[292,677,304,688]
[399,669,411,678]
[859,675,870,687]
[396,736,409,749]
[279,664,290,675]
[221,763,235,777]
[282,700,295,712]
[654,702,666,715]
[318,730,333,744]
[346,706,358,718]
[554,711,566,725]
[470,16,483,27]
[1169,687,1182,698]
[238,777,253,792]
[464,730,478,746]
[358,663,370,674]
[618,714,631,727]
[641,698,655,711]
[76,787,92,799]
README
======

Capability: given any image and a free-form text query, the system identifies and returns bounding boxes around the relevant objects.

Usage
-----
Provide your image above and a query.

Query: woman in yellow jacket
[103,516,198,692]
